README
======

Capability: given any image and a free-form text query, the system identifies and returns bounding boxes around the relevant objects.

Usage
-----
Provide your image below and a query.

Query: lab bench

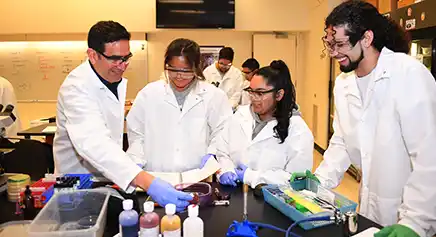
[0,183,382,237]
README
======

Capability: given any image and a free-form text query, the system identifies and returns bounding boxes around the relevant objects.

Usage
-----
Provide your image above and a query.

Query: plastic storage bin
[262,179,357,230]
[28,189,110,237]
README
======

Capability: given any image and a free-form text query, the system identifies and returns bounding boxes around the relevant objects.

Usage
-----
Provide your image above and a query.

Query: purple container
[175,182,212,207]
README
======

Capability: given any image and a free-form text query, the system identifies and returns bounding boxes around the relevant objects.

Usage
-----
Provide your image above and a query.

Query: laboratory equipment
[243,184,248,220]
[174,182,212,206]
[183,204,204,237]
[119,199,139,237]
[28,189,110,237]
[161,204,181,237]
[23,185,36,220]
[140,201,159,237]
[7,174,30,202]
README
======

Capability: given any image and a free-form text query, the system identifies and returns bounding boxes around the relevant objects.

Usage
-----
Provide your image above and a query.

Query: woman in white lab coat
[216,60,314,188]
[126,38,232,173]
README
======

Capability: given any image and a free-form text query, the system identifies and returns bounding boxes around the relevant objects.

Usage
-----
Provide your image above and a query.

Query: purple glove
[235,164,248,182]
[219,172,238,187]
[200,154,215,168]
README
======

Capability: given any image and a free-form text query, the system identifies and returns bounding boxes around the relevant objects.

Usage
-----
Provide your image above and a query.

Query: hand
[374,224,419,237]
[147,178,193,212]
[200,154,215,169]
[290,170,320,183]
[235,164,248,182]
[219,172,238,187]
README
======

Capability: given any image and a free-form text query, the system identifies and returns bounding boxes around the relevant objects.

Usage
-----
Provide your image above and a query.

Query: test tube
[243,184,248,220]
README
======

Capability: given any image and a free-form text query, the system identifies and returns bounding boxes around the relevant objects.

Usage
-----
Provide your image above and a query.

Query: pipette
[243,184,248,220]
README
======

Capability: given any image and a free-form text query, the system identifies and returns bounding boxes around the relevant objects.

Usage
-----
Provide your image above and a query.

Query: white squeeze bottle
[140,201,159,237]
[161,204,181,237]
[183,204,204,237]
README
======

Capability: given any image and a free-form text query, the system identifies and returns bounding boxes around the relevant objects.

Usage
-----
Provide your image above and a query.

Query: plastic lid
[165,204,176,215]
[143,201,154,213]
[123,199,133,210]
[188,204,199,217]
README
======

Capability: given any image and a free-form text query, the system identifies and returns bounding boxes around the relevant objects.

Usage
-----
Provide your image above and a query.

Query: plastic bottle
[161,204,181,237]
[183,205,203,237]
[119,199,139,237]
[23,185,36,219]
[140,201,159,237]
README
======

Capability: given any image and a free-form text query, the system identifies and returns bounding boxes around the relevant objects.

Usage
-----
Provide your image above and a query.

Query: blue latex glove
[147,178,193,212]
[219,172,238,187]
[235,164,248,182]
[200,154,215,168]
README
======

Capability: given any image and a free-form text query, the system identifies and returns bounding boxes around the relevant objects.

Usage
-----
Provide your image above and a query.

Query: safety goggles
[97,51,133,65]
[165,64,195,80]
[244,87,276,100]
[218,62,232,68]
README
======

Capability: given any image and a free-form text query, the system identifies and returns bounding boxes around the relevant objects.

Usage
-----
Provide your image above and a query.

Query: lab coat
[217,105,314,188]
[315,48,436,237]
[203,63,245,109]
[239,80,251,106]
[53,61,142,191]
[126,79,232,172]
[0,76,22,138]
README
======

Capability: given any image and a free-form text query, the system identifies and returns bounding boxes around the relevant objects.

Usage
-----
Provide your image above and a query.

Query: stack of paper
[42,126,57,133]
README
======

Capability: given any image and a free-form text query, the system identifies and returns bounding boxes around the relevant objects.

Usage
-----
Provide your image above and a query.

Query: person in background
[53,21,192,211]
[0,76,22,138]
[293,1,436,236]
[240,58,260,106]
[126,38,232,190]
[203,47,245,111]
[215,60,313,188]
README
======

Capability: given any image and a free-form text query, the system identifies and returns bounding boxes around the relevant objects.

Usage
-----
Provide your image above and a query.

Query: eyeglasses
[218,62,232,68]
[244,87,275,100]
[97,51,133,65]
[323,39,354,53]
[165,64,195,80]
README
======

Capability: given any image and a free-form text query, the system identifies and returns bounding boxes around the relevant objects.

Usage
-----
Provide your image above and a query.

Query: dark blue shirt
[89,61,121,100]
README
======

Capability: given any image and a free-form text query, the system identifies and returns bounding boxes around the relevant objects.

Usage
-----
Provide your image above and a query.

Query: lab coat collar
[209,61,239,81]
[237,106,277,144]
[162,78,208,113]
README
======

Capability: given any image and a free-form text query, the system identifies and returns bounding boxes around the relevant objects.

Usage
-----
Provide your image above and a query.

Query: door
[253,33,298,87]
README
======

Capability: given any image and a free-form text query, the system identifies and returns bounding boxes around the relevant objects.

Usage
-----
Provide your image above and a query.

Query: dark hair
[242,58,260,72]
[325,0,410,53]
[219,47,234,61]
[87,21,131,53]
[256,60,297,144]
[164,38,204,80]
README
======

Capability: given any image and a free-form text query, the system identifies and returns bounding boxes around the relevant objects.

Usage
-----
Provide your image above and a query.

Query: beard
[339,49,364,73]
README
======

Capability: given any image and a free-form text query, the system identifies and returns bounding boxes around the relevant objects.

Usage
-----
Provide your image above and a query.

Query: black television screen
[156,0,235,29]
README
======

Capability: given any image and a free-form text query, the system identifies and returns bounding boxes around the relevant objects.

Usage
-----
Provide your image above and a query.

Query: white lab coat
[217,105,314,188]
[0,76,22,138]
[53,61,142,191]
[240,80,251,106]
[315,48,436,237]
[126,79,232,172]
[203,63,245,109]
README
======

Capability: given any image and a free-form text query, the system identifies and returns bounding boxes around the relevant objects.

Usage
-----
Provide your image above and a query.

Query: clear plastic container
[28,189,110,237]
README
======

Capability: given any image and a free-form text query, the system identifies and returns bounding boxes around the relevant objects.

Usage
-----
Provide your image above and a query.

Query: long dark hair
[325,0,410,53]
[164,38,205,80]
[256,60,297,143]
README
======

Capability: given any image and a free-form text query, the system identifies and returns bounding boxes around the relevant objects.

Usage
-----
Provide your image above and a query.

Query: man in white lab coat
[53,21,192,210]
[240,58,260,106]
[203,47,245,110]
[0,76,22,138]
[298,1,436,237]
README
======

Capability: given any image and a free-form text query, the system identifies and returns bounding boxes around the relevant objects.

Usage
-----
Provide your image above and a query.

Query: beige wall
[0,0,310,34]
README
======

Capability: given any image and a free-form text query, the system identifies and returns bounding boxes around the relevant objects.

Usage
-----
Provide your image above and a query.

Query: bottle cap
[143,201,154,213]
[188,204,199,217]
[165,203,176,215]
[123,199,133,210]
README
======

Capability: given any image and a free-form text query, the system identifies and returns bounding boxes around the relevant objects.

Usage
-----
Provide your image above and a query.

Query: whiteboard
[0,40,148,101]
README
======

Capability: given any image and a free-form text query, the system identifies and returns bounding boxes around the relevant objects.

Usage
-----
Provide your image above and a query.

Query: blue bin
[262,180,357,230]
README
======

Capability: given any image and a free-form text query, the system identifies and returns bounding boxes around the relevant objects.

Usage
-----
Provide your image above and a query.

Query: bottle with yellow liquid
[161,204,181,237]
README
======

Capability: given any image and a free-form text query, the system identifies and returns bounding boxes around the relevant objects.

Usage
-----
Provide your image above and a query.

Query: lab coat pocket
[368,192,401,226]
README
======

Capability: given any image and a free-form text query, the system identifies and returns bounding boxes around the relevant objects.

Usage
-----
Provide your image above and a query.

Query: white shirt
[0,76,22,138]
[356,69,375,102]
